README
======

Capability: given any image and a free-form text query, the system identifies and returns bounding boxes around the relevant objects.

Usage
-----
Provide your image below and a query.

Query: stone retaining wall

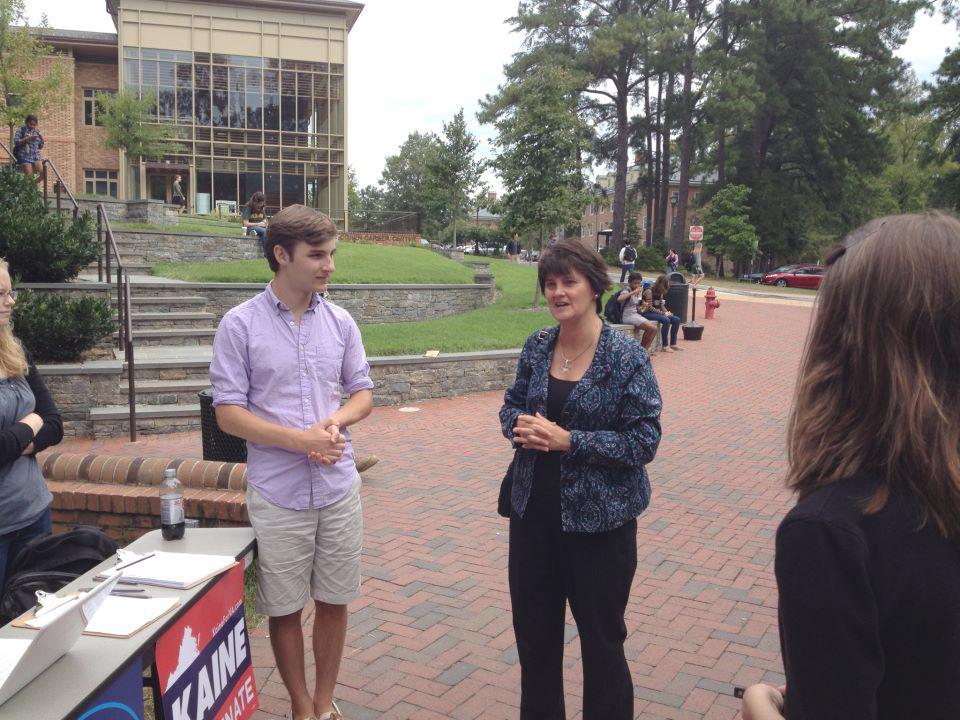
[138,281,496,325]
[76,198,178,225]
[110,230,262,264]
[39,451,247,542]
[40,361,123,437]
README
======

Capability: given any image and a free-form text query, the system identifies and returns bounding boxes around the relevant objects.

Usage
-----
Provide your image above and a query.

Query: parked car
[761,265,825,289]
[741,264,806,283]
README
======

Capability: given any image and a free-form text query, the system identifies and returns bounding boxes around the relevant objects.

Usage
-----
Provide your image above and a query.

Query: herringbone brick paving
[58,292,812,719]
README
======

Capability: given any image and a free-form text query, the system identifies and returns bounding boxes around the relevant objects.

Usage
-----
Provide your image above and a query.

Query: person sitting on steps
[242,191,268,245]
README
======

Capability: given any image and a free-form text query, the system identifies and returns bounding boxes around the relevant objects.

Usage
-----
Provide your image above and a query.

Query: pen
[114,552,156,572]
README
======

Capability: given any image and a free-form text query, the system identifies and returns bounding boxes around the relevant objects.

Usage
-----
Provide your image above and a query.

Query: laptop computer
[0,572,121,706]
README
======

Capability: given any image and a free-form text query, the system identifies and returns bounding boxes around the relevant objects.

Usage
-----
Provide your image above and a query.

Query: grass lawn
[360,258,556,355]
[153,243,476,285]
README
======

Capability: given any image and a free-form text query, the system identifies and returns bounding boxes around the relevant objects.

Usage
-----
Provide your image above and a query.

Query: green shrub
[633,245,663,272]
[12,291,117,362]
[0,169,100,282]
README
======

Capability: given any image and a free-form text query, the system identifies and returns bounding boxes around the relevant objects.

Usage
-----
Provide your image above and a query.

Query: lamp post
[670,191,679,246]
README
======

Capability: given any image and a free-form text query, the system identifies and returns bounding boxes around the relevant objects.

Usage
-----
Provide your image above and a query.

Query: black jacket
[0,354,63,465]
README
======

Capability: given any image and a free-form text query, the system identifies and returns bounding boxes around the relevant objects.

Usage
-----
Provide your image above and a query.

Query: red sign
[155,564,259,720]
[689,226,704,242]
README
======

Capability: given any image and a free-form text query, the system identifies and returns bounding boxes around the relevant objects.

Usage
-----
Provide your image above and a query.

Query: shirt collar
[264,281,321,314]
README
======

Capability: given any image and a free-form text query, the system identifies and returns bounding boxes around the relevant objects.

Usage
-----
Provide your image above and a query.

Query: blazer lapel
[529,327,557,416]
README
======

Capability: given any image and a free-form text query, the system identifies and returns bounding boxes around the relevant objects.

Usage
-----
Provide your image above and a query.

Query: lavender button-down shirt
[210,283,374,510]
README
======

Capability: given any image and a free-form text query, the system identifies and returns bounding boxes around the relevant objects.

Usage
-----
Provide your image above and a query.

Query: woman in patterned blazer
[500,240,662,719]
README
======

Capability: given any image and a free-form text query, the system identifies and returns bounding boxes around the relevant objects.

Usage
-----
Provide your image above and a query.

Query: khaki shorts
[247,473,362,616]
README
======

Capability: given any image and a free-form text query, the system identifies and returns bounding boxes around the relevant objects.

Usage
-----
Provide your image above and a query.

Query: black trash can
[665,272,689,324]
[198,388,247,463]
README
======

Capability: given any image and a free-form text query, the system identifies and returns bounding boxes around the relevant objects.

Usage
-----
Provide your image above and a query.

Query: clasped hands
[303,417,346,464]
[512,413,571,453]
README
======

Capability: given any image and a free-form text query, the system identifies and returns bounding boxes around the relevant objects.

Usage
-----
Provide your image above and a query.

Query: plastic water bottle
[160,468,185,540]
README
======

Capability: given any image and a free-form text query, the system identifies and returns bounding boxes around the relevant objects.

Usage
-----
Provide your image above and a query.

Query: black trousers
[509,492,637,719]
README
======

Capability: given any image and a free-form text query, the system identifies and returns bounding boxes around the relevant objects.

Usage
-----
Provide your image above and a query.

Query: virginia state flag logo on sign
[155,564,259,720]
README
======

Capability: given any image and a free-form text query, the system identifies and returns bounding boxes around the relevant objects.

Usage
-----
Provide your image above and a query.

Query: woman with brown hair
[500,240,662,719]
[742,212,960,720]
[243,191,268,243]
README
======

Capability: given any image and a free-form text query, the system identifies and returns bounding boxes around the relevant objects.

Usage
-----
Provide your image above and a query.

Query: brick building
[28,0,363,227]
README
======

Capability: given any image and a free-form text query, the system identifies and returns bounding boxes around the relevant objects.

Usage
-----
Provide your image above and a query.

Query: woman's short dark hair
[538,240,613,314]
[24,114,37,124]
[263,204,337,272]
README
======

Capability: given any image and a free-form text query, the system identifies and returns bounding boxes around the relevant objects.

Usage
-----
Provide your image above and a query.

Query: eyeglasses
[0,290,16,302]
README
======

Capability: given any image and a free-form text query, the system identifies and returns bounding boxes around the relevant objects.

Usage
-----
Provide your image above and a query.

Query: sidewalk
[57,293,812,719]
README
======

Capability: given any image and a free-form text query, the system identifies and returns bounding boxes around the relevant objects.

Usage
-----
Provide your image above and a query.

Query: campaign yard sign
[155,564,258,720]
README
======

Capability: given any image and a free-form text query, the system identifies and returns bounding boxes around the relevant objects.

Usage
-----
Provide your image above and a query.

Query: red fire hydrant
[704,287,720,319]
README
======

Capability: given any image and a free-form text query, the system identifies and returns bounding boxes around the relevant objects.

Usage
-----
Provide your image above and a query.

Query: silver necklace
[558,337,595,373]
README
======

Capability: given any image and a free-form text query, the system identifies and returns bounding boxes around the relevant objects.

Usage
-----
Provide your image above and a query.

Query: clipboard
[13,594,181,638]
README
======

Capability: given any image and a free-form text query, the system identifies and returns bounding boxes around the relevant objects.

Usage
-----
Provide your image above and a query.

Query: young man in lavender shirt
[210,205,374,720]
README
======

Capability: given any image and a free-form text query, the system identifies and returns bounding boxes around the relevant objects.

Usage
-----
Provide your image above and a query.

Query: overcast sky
[26,0,959,190]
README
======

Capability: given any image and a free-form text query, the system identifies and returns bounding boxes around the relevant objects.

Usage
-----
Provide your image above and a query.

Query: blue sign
[75,661,144,720]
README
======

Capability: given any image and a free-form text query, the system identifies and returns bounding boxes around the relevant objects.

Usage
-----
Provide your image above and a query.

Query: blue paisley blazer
[500,323,662,533]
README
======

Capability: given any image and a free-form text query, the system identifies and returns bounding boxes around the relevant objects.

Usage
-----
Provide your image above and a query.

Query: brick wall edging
[39,451,247,491]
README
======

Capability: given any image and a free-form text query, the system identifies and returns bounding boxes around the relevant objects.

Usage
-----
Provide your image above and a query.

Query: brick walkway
[57,292,812,719]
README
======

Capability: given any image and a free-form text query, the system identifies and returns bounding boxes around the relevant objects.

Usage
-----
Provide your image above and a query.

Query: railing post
[56,179,62,213]
[117,267,124,351]
[97,208,104,282]
[124,270,138,442]
[43,163,48,207]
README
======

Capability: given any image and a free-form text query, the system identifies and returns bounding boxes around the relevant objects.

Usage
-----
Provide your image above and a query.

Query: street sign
[689,226,704,242]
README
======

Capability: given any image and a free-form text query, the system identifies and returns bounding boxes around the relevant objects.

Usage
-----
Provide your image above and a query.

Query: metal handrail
[97,205,138,441]
[0,140,15,164]
[41,158,80,220]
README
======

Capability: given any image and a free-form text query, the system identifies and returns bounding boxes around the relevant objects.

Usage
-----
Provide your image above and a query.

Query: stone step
[90,403,201,438]
[129,311,217,329]
[114,295,209,313]
[116,328,216,346]
[86,259,153,273]
[128,378,211,405]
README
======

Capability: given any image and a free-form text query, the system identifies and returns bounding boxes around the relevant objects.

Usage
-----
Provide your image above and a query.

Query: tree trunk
[644,75,655,247]
[652,74,664,244]
[655,72,675,245]
[675,2,698,252]
[611,74,630,253]
[533,225,544,306]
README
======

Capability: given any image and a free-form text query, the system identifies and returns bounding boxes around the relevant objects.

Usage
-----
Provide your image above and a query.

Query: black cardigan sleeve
[24,359,63,454]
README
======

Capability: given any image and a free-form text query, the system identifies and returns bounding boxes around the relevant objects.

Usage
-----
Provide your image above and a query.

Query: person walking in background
[666,248,679,273]
[508,235,521,263]
[618,241,637,282]
[211,205,374,720]
[0,259,63,591]
[741,212,960,720]
[12,115,44,183]
[690,239,705,285]
[501,240,662,719]
[642,274,682,352]
[617,271,658,352]
[173,175,187,214]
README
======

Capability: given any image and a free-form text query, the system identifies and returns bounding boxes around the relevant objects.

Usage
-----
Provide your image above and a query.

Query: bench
[610,323,663,354]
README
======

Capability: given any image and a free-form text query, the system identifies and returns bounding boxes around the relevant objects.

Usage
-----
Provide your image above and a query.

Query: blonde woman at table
[0,259,63,592]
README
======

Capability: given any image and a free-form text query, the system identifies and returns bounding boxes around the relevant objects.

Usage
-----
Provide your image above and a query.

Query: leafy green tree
[701,183,757,276]
[97,90,183,162]
[924,45,960,209]
[0,0,70,146]
[0,168,98,281]
[424,110,485,246]
[378,131,441,234]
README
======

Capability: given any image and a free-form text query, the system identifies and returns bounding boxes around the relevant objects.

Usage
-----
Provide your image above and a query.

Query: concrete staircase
[93,285,217,437]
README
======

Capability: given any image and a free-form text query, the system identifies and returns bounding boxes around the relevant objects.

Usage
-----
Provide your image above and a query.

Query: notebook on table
[99,550,238,589]
[0,573,121,706]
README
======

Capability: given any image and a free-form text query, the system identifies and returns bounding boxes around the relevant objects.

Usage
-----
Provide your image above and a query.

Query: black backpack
[603,292,624,324]
[623,245,637,262]
[0,526,117,624]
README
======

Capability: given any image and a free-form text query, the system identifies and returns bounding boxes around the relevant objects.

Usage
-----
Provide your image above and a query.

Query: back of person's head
[0,259,28,378]
[538,240,612,314]
[788,211,960,538]
[654,274,669,294]
[263,205,337,273]
[248,191,265,211]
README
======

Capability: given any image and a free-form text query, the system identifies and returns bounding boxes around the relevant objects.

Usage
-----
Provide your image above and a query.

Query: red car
[760,265,825,289]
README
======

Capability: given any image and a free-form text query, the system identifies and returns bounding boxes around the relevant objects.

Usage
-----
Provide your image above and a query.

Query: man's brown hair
[264,204,337,272]
[787,211,960,539]
[538,240,612,314]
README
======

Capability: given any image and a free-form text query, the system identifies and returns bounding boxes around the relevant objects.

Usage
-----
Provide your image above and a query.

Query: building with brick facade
[33,0,363,228]
[578,164,715,250]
